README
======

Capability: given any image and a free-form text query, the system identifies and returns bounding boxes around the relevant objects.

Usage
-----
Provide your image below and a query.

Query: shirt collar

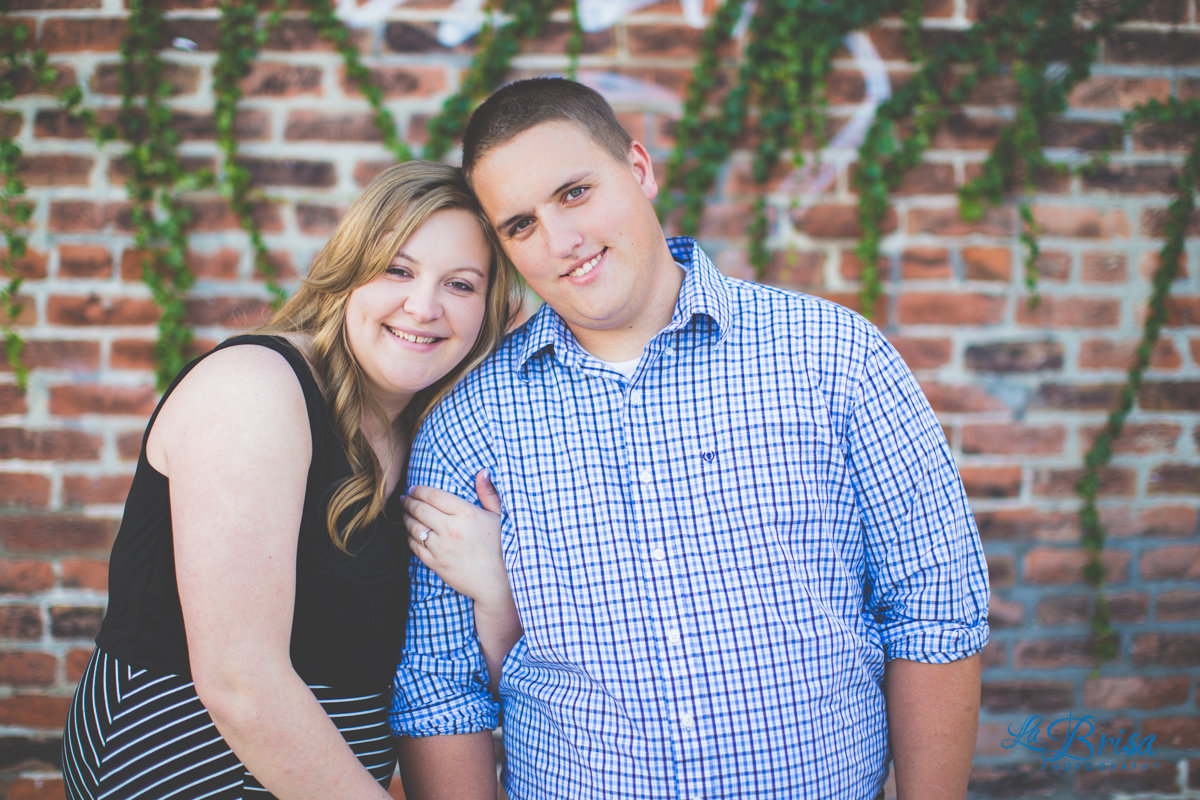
[514,236,733,373]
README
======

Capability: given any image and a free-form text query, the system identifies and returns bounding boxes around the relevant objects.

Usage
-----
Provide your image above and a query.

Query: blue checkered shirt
[391,237,989,800]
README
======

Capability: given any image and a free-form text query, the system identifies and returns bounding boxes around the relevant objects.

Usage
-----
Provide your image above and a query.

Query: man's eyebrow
[495,171,592,233]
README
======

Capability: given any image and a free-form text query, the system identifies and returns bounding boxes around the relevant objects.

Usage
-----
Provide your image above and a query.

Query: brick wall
[1,1,1198,797]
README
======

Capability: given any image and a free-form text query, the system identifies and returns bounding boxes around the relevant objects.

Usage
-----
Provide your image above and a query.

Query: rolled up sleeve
[846,333,990,664]
[389,393,501,737]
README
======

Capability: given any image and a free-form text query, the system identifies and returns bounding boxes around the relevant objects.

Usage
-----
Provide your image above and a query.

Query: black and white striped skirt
[62,647,396,799]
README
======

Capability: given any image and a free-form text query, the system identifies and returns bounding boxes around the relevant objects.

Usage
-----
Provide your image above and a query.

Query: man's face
[471,121,676,351]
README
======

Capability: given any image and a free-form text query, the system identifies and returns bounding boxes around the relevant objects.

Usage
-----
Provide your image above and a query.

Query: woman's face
[344,207,491,417]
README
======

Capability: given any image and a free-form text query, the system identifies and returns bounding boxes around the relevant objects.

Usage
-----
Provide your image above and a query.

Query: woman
[61,162,522,799]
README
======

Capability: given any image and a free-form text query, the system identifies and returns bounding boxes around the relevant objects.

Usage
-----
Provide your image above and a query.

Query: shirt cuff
[882,621,990,663]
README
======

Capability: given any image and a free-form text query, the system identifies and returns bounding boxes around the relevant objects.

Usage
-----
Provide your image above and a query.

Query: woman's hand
[403,470,508,607]
[404,470,522,695]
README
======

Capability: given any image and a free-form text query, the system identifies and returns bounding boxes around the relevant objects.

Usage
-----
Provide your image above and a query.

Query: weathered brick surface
[1,4,1198,797]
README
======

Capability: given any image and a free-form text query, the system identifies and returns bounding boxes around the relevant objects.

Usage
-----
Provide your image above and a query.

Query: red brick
[91,60,200,96]
[175,110,271,142]
[1139,381,1200,411]
[179,199,283,234]
[988,596,1023,628]
[1031,206,1130,238]
[979,640,1006,670]
[161,19,220,51]
[0,428,101,461]
[34,107,120,140]
[1148,463,1200,495]
[1075,759,1178,793]
[1166,296,1200,327]
[976,510,1078,543]
[262,19,368,52]
[58,244,112,279]
[987,555,1015,588]
[961,247,1010,281]
[1081,422,1181,455]
[891,163,956,196]
[17,154,92,187]
[41,17,125,51]
[1032,467,1135,498]
[1013,637,1093,669]
[340,65,447,99]
[908,205,1014,236]
[959,466,1022,499]
[353,160,393,188]
[1143,717,1200,750]
[1140,545,1200,580]
[1030,382,1120,411]
[0,109,23,139]
[760,250,824,288]
[238,157,336,188]
[1141,207,1200,238]
[962,424,1066,456]
[0,606,42,641]
[0,247,47,280]
[1,340,99,374]
[110,337,212,371]
[1034,250,1071,282]
[836,249,884,282]
[0,696,72,730]
[721,158,793,196]
[1016,296,1120,328]
[0,474,51,508]
[61,559,108,592]
[626,23,706,58]
[793,204,895,239]
[50,605,102,639]
[896,293,1006,325]
[0,515,116,554]
[1022,547,1129,585]
[47,295,160,327]
[66,647,93,682]
[49,385,156,417]
[296,204,346,236]
[0,562,54,594]
[887,336,951,369]
[1105,30,1200,65]
[1157,590,1200,622]
[0,652,55,685]
[981,680,1072,713]
[184,297,273,328]
[1132,634,1200,667]
[117,431,143,461]
[62,475,133,506]
[47,201,131,233]
[285,111,383,143]
[1083,164,1178,195]
[240,62,322,97]
[1068,76,1171,110]
[1104,505,1198,539]
[1041,120,1121,151]
[899,248,950,280]
[965,340,1062,372]
[0,384,28,415]
[521,20,616,56]
[1080,252,1128,283]
[919,382,1007,413]
[8,777,68,800]
[931,113,1005,150]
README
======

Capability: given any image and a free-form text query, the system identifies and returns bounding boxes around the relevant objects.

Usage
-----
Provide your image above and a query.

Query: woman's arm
[403,472,523,695]
[151,345,392,800]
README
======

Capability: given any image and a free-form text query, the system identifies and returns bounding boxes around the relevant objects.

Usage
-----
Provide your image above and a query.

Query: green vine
[565,0,583,81]
[119,0,211,389]
[214,0,289,306]
[1075,98,1200,663]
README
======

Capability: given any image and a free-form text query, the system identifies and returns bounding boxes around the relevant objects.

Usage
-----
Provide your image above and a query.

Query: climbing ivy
[214,0,289,306]
[1075,98,1200,663]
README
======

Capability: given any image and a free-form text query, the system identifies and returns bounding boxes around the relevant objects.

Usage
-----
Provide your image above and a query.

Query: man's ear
[628,140,658,201]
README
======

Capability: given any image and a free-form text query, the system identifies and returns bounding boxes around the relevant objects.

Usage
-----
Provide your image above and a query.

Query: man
[391,77,988,800]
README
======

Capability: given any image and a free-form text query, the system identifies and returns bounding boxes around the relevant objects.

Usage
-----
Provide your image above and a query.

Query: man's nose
[541,212,583,260]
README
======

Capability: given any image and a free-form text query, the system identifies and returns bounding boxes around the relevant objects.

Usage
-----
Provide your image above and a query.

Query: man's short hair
[462,77,633,181]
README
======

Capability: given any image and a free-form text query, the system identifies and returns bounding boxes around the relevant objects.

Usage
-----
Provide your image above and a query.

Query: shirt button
[630,388,642,404]
[680,712,695,730]
[666,629,681,644]
[651,547,666,561]
[639,468,653,484]
[664,345,675,356]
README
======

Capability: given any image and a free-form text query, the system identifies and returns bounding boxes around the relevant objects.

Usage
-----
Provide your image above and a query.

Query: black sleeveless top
[96,334,410,690]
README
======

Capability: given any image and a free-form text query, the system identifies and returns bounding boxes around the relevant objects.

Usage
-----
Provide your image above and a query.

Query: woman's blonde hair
[259,161,517,552]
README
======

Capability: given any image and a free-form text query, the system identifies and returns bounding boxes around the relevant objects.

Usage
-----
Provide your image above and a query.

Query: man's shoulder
[422,317,533,421]
[721,274,883,352]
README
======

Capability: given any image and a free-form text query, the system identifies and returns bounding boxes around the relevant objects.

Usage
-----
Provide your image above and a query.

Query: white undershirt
[594,356,640,380]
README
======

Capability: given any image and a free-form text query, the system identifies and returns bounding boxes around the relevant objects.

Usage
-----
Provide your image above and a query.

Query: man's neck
[569,260,685,362]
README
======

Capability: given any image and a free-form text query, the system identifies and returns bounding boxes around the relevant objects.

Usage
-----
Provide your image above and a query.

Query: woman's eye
[566,186,586,200]
[449,280,474,292]
[386,265,412,277]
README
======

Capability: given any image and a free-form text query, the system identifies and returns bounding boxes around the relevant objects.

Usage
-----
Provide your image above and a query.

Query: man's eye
[511,218,533,235]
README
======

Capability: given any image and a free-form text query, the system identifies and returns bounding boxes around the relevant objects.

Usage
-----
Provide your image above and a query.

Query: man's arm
[396,732,498,800]
[884,654,980,800]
